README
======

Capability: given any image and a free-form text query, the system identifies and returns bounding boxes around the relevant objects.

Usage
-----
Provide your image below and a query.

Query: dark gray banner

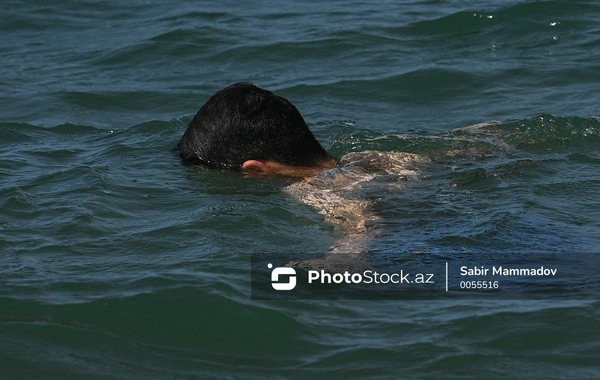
[251,252,600,300]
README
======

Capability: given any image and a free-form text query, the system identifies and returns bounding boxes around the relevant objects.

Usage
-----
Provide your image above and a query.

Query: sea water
[1,1,600,378]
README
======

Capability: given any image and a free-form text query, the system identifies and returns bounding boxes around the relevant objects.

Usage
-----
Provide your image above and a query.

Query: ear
[242,159,269,172]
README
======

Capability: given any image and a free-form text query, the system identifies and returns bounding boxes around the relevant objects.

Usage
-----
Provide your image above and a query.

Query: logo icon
[268,263,296,291]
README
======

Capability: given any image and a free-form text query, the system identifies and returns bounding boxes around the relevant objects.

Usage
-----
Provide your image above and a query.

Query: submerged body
[285,122,507,262]
[285,151,430,263]
[287,151,428,228]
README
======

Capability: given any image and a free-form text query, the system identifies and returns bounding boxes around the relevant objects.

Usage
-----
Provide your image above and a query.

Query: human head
[177,82,336,177]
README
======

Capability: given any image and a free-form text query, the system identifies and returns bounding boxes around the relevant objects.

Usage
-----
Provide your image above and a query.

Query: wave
[401,1,600,36]
[327,115,600,157]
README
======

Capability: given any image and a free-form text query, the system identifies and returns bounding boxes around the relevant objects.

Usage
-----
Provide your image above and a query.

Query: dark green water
[2,1,600,378]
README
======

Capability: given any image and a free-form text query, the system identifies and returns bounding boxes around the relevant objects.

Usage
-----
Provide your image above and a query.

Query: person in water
[178,82,500,264]
[178,82,428,257]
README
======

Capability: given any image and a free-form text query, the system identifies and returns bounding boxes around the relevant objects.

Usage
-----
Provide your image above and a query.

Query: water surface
[2,1,600,378]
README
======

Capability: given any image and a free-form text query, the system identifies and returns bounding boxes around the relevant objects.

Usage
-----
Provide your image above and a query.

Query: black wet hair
[177,82,333,170]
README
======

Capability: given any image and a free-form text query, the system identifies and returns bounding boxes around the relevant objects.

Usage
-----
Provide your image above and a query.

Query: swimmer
[178,82,503,268]
[178,82,416,260]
